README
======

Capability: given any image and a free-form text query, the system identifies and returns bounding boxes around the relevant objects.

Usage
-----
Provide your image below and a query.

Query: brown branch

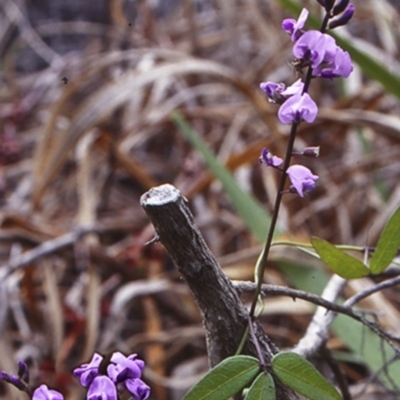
[140,184,300,400]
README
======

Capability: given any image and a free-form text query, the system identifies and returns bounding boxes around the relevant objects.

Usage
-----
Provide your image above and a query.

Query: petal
[125,378,151,400]
[280,79,304,96]
[294,8,309,33]
[282,9,309,41]
[293,31,337,69]
[32,384,64,400]
[73,353,103,388]
[278,93,318,124]
[259,81,286,103]
[287,165,319,197]
[17,360,30,383]
[282,18,296,35]
[87,376,117,400]
[107,352,143,384]
[259,81,280,98]
[259,148,283,167]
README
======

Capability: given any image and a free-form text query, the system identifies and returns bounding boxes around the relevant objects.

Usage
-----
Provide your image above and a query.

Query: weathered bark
[141,184,299,399]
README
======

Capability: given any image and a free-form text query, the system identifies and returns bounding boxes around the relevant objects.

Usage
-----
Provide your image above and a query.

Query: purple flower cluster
[73,352,150,400]
[0,353,150,400]
[259,2,354,197]
[260,5,354,125]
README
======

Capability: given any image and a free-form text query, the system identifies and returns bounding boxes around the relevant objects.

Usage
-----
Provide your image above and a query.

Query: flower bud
[302,146,320,158]
[259,148,283,168]
[328,4,355,29]
[17,361,29,384]
[332,0,349,15]
[0,372,27,391]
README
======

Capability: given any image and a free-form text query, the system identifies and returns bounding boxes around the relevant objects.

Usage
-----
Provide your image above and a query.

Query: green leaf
[182,355,260,400]
[369,208,400,274]
[311,237,370,279]
[244,372,276,400]
[172,111,275,243]
[272,352,341,400]
[277,0,400,99]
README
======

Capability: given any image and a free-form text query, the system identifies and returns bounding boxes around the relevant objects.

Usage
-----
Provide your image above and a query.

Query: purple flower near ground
[32,384,64,400]
[282,8,309,41]
[107,352,144,384]
[259,148,283,167]
[74,352,150,400]
[73,353,103,387]
[87,376,117,400]
[278,93,318,124]
[125,378,151,400]
[287,165,319,197]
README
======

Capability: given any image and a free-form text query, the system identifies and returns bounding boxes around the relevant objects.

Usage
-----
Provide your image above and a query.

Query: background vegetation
[1,0,400,399]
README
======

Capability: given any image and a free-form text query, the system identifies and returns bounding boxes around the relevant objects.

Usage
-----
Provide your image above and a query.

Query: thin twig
[345,275,400,307]
[233,281,366,323]
[0,226,98,281]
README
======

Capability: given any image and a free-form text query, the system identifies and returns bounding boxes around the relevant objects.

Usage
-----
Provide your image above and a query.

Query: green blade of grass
[172,111,275,243]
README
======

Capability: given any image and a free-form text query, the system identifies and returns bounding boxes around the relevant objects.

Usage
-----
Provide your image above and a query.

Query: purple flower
[278,93,318,124]
[259,148,283,167]
[293,30,353,78]
[73,353,103,388]
[313,46,353,78]
[259,81,286,104]
[32,384,64,400]
[260,79,304,105]
[293,31,337,69]
[282,8,309,41]
[287,165,319,197]
[107,352,144,384]
[125,378,151,400]
[87,376,117,400]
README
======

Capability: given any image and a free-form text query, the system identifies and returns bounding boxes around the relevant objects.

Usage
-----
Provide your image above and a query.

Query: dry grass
[0,0,400,399]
